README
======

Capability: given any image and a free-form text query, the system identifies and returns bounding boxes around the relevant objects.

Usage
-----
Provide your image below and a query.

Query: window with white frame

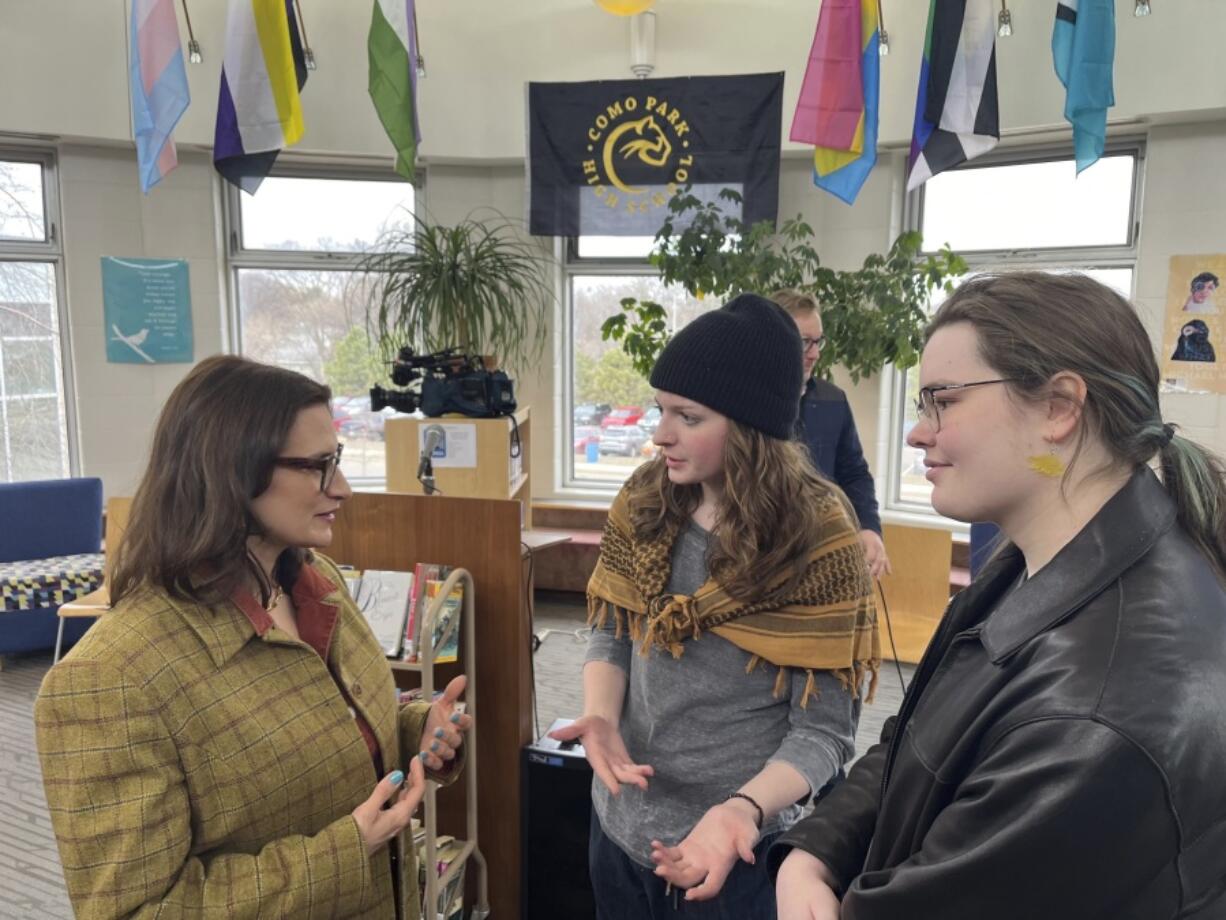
[889,146,1142,514]
[227,169,415,484]
[0,150,73,482]
[563,236,710,490]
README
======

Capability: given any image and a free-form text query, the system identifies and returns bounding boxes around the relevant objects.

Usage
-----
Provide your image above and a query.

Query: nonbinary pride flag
[129,0,190,194]
[214,0,308,194]
[907,0,999,192]
[805,0,880,205]
[369,0,421,181]
[1053,0,1115,173]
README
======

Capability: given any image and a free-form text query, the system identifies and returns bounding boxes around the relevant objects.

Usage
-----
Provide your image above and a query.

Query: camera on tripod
[369,346,517,418]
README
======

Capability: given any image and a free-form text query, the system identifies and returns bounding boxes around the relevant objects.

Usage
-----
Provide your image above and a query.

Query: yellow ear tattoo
[1027,447,1065,478]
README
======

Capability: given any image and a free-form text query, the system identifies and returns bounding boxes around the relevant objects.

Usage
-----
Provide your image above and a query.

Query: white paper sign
[419,422,478,468]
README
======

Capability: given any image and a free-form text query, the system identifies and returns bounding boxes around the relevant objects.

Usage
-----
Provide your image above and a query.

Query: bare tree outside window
[0,157,69,482]
[230,174,415,485]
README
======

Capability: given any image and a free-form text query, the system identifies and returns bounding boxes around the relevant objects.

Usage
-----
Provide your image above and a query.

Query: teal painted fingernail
[430,741,440,752]
[419,751,429,762]
[434,727,445,738]
[388,770,404,786]
[450,713,461,724]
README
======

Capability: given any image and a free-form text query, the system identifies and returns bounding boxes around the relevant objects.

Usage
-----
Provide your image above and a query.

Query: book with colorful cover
[403,562,439,662]
[422,570,462,665]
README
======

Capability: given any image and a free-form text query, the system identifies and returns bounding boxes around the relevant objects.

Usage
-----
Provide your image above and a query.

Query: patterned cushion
[0,553,104,612]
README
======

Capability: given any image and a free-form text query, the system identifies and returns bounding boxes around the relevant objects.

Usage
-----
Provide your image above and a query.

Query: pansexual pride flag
[792,0,880,205]
[213,0,308,194]
[129,0,190,194]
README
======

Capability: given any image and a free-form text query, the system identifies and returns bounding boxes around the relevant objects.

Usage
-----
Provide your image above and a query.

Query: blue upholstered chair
[0,477,104,657]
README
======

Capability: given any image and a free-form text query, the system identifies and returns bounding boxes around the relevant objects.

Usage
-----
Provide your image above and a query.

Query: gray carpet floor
[0,594,913,918]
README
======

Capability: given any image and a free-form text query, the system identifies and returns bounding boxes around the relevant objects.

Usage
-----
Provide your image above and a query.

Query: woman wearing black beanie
[551,293,880,918]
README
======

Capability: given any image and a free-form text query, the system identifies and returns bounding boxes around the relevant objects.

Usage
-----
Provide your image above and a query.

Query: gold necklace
[264,585,284,612]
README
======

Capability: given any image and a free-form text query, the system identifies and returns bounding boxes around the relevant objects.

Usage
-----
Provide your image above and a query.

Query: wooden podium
[326,491,532,920]
[385,407,532,527]
[875,523,953,664]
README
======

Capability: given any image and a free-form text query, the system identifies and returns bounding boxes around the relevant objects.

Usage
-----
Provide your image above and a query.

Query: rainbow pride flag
[213,0,308,194]
[794,0,880,205]
[129,0,190,194]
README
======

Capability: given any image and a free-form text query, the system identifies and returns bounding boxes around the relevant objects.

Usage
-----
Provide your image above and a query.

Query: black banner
[527,73,783,237]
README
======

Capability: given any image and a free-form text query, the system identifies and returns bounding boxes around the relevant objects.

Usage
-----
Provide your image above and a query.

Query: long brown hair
[109,355,332,607]
[625,419,847,601]
[928,271,1226,579]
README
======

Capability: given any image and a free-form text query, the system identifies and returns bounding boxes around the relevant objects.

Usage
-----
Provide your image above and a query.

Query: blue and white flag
[129,0,191,193]
[1053,0,1115,173]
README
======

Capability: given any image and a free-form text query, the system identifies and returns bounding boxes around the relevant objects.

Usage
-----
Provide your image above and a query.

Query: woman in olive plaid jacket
[35,355,471,920]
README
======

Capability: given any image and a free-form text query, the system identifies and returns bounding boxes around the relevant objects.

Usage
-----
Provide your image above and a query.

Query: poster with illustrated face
[1162,254,1226,393]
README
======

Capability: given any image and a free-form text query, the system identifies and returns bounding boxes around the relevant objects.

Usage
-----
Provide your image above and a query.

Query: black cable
[874,577,909,695]
[521,541,539,740]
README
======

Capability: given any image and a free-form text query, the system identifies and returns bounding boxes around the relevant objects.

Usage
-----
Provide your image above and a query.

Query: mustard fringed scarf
[588,488,881,708]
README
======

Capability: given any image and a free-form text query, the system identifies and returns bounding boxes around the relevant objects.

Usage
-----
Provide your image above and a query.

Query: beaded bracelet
[726,791,764,829]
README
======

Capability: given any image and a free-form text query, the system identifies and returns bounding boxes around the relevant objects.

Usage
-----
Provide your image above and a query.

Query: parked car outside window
[574,403,613,426]
[600,406,644,429]
[598,424,648,457]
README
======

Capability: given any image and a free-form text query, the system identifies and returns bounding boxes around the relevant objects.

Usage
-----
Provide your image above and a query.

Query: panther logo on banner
[528,74,783,237]
[582,96,694,218]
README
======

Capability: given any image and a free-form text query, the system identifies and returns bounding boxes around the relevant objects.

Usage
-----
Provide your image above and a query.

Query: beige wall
[1139,123,1226,453]
[4,3,1226,501]
[56,146,226,496]
[4,1,1224,158]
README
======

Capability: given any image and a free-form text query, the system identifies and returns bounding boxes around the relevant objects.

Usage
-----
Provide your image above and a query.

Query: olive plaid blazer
[36,554,450,920]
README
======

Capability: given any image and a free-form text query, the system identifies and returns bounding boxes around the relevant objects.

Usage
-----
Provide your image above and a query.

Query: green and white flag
[369,0,420,180]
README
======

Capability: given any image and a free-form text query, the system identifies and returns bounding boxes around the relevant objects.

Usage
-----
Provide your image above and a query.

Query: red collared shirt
[230,565,384,775]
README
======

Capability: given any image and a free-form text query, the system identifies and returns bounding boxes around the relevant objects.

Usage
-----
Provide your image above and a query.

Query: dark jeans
[588,807,780,920]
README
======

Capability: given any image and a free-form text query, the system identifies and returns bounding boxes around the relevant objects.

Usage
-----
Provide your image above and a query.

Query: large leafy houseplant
[359,212,553,370]
[602,189,967,382]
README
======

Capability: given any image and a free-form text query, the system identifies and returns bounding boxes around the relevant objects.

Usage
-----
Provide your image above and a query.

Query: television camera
[369,346,517,419]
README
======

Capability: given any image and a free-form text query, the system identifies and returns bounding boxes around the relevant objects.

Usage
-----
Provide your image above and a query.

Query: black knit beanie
[649,293,803,439]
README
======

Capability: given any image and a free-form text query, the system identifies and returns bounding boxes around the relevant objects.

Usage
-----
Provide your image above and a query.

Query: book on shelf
[403,563,439,662]
[422,572,462,664]
[402,564,463,664]
[418,834,467,920]
[348,570,414,659]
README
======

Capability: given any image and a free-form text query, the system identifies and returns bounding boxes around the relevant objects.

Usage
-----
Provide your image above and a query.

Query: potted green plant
[601,189,967,381]
[359,211,554,371]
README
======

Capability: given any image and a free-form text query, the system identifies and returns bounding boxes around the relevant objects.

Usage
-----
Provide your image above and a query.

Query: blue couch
[0,477,104,657]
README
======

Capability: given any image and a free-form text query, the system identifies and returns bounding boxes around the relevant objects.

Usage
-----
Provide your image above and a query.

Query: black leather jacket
[771,468,1226,918]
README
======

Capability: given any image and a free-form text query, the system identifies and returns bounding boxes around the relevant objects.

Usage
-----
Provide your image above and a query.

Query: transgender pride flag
[213,0,308,194]
[129,0,190,194]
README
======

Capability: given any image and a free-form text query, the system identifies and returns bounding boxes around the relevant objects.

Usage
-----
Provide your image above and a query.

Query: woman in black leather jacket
[772,272,1226,920]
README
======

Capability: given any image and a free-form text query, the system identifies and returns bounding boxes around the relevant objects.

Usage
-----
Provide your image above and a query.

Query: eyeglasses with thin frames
[915,379,1015,433]
[800,335,827,353]
[274,443,344,492]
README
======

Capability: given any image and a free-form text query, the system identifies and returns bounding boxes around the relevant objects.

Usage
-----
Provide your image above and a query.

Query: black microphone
[418,424,445,494]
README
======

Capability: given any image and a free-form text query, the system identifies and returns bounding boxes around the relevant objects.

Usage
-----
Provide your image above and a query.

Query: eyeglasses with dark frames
[915,379,1016,433]
[274,443,344,492]
[800,335,827,353]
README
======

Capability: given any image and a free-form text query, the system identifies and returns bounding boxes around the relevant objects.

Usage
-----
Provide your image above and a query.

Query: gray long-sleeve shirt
[587,519,860,867]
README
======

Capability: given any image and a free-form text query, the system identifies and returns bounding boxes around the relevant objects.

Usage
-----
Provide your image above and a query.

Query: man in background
[771,289,891,578]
